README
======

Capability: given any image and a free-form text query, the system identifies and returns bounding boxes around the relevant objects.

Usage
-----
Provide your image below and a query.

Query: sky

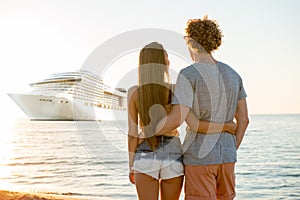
[0,0,299,124]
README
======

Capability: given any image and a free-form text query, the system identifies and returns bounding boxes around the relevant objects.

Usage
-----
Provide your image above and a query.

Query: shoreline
[0,190,85,200]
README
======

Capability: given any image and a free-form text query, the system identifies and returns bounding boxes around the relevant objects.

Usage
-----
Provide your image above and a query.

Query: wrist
[129,167,134,173]
[224,123,229,131]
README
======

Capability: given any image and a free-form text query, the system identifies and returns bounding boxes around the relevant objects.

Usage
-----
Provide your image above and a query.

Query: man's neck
[193,52,217,64]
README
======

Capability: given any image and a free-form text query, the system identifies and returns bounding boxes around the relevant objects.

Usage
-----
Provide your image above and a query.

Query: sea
[0,114,299,200]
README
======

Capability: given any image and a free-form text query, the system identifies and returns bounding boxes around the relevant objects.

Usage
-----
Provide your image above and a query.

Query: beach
[0,190,82,200]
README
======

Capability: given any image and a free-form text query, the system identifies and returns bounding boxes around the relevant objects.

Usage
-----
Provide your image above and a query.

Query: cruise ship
[8,70,127,121]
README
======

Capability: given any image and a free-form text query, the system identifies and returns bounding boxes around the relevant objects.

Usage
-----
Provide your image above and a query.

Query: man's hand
[224,122,237,135]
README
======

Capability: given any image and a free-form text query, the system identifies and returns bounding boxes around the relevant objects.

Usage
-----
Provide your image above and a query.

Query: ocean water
[0,114,299,200]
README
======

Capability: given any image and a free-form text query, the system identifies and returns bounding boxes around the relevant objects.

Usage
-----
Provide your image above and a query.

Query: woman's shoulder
[127,85,138,100]
[128,85,138,93]
[128,85,138,92]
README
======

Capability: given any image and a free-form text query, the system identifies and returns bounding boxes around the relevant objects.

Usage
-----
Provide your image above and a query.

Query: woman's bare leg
[160,176,184,200]
[135,173,159,200]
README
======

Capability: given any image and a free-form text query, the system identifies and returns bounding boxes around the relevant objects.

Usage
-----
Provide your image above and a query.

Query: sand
[0,190,84,200]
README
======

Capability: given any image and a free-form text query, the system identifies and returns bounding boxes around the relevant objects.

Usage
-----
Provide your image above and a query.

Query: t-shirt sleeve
[172,70,194,108]
[238,79,247,100]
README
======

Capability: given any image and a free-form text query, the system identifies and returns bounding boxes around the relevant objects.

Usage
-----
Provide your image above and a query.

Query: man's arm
[186,111,237,134]
[156,104,190,135]
[235,98,249,149]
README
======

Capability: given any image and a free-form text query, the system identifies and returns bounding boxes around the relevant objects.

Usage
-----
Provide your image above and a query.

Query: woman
[127,42,235,200]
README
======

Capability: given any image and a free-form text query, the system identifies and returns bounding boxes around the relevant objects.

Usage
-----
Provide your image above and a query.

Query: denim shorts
[132,136,184,180]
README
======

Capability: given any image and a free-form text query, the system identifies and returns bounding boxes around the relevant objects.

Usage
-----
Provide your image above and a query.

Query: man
[156,16,249,199]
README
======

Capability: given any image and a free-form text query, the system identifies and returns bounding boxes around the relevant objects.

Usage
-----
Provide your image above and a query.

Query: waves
[235,114,300,199]
[0,115,299,199]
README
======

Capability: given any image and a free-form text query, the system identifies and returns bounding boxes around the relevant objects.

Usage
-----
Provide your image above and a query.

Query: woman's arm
[186,111,236,134]
[127,86,139,184]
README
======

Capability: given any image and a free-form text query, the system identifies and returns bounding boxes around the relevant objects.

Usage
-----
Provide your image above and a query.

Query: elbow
[241,116,250,126]
[128,132,138,139]
[175,121,181,129]
[173,117,182,128]
[236,115,249,127]
[168,114,182,129]
[245,116,250,125]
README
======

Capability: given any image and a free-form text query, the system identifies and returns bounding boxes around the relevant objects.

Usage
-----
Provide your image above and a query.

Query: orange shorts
[184,163,236,200]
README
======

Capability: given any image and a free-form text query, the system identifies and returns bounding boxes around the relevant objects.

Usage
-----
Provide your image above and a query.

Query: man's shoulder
[218,61,242,78]
[218,61,235,71]
[179,65,197,76]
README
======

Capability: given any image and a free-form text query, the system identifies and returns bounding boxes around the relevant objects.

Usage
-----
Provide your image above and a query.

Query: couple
[127,16,249,200]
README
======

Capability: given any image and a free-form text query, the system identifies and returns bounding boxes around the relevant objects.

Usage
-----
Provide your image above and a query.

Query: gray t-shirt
[172,61,247,165]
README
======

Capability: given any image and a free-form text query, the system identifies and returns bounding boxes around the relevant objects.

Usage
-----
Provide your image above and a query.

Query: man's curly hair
[185,15,223,54]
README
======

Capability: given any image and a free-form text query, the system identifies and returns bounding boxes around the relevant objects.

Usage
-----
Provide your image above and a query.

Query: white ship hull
[8,93,126,121]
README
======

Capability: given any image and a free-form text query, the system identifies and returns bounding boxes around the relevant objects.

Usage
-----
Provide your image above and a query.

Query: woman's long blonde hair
[137,42,170,150]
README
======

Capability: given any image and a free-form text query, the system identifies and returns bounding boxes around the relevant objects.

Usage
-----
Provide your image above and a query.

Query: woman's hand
[224,122,237,135]
[129,169,135,184]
